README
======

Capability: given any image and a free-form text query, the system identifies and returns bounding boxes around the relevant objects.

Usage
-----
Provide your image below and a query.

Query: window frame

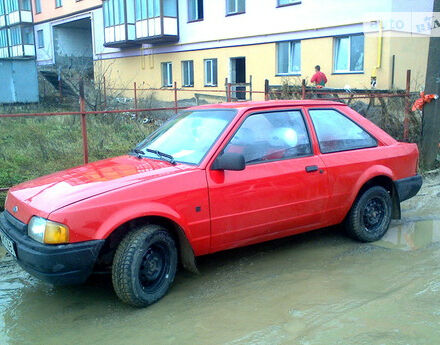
[36,29,44,48]
[55,0,62,8]
[276,40,301,76]
[307,107,378,154]
[333,34,365,74]
[217,108,314,167]
[204,58,218,87]
[187,0,203,22]
[161,61,173,87]
[226,0,245,16]
[276,0,301,8]
[181,60,194,87]
[35,0,41,13]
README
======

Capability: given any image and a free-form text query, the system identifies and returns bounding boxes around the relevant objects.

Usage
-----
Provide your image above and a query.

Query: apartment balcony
[103,0,178,48]
[2,24,35,59]
[1,0,32,28]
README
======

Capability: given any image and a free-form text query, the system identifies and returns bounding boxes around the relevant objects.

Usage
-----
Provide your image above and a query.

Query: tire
[112,225,177,307]
[345,186,392,242]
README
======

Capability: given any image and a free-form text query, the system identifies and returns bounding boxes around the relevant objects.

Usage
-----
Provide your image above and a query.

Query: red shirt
[311,71,327,86]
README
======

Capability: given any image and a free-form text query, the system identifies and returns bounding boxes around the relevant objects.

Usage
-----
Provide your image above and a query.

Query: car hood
[6,155,195,222]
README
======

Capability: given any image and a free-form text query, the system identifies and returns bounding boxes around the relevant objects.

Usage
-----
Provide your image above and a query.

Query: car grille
[0,211,27,235]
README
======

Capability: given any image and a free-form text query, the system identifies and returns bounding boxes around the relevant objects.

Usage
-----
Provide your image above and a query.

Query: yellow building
[33,0,433,101]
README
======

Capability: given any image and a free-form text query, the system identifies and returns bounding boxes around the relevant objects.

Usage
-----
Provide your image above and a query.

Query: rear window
[309,109,377,153]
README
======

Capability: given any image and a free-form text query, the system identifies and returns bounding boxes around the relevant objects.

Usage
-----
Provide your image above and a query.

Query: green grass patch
[0,113,157,209]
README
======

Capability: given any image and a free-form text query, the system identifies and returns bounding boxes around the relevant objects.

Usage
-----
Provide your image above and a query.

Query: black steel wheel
[112,225,177,307]
[345,186,392,242]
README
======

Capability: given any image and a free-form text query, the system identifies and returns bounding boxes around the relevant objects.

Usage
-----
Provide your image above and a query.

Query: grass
[0,112,157,209]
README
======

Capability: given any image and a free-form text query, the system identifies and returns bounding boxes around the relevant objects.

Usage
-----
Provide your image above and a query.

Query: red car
[0,101,422,307]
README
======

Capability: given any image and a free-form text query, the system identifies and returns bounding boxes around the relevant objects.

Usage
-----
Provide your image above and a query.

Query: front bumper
[394,174,423,202]
[0,211,104,285]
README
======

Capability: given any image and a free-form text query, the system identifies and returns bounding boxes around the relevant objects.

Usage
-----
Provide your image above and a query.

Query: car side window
[224,110,312,164]
[309,109,377,154]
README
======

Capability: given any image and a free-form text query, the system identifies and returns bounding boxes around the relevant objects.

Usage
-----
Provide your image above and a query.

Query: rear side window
[309,109,377,153]
[224,110,312,164]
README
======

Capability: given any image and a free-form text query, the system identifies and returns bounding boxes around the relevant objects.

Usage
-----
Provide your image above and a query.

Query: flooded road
[1,175,439,345]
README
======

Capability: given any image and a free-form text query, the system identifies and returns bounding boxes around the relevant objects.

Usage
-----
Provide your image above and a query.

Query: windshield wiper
[131,148,145,159]
[145,149,176,165]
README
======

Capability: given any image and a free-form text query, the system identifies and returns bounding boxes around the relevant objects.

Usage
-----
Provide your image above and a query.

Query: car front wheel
[345,186,392,242]
[112,225,177,307]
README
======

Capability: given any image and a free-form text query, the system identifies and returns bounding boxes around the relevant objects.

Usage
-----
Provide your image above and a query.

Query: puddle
[374,219,440,251]
[1,219,440,344]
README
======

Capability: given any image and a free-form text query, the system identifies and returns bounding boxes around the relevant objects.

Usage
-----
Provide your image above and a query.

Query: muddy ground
[0,174,439,345]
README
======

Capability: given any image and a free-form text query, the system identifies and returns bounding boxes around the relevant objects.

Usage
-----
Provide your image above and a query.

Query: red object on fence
[412,92,439,111]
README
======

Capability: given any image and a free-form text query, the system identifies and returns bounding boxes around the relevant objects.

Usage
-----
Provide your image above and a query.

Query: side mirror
[212,152,245,171]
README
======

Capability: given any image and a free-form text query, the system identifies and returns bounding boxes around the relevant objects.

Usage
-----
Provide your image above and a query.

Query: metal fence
[0,70,416,193]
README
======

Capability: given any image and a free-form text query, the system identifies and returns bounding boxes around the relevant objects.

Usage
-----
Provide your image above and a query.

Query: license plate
[0,230,16,258]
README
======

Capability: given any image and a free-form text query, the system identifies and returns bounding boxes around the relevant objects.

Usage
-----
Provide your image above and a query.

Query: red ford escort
[0,101,422,307]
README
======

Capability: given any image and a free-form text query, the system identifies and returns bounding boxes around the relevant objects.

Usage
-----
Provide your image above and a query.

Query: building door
[230,57,246,100]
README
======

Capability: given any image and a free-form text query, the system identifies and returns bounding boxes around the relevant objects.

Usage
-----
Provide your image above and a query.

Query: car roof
[188,100,347,111]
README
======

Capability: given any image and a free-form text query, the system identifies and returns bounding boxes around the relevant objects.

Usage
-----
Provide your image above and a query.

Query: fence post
[79,79,89,165]
[264,79,269,101]
[249,75,253,101]
[227,83,232,102]
[404,69,411,141]
[174,81,178,114]
[58,77,63,103]
[301,79,306,100]
[103,76,107,108]
[134,82,138,110]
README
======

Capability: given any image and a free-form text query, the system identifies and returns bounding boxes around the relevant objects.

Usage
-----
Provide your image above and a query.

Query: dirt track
[0,174,439,345]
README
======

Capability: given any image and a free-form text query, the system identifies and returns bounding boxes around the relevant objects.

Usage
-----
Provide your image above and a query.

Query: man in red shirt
[310,65,327,87]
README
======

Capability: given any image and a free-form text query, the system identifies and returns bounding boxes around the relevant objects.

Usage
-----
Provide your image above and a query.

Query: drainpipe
[371,21,383,89]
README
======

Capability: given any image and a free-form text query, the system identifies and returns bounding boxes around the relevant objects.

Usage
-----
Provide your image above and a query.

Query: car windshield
[135,109,237,165]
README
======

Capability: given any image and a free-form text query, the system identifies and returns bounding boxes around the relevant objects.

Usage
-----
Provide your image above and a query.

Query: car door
[306,107,381,226]
[206,108,330,253]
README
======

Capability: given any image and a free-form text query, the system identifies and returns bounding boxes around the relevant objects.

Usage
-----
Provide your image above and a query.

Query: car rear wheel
[345,186,392,242]
[112,225,177,307]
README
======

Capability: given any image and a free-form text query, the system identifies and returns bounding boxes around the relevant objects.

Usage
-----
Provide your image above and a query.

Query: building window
[226,0,245,15]
[9,27,21,45]
[277,0,301,7]
[204,59,217,86]
[55,0,62,8]
[182,60,194,87]
[5,0,18,13]
[22,26,33,44]
[35,0,41,13]
[104,0,126,27]
[0,29,8,48]
[334,34,364,73]
[277,41,301,75]
[37,29,44,48]
[188,0,203,22]
[162,62,173,87]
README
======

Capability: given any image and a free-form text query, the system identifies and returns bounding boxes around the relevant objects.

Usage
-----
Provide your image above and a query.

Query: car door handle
[305,165,319,173]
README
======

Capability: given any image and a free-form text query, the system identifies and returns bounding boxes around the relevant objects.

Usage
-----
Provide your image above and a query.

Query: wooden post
[79,79,89,165]
[134,82,138,109]
[403,70,411,141]
[103,76,107,108]
[421,0,440,168]
[174,81,178,114]
[227,83,232,102]
[264,79,269,101]
[301,79,306,100]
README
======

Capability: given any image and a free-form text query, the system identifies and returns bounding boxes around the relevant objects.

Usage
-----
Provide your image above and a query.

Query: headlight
[28,217,69,244]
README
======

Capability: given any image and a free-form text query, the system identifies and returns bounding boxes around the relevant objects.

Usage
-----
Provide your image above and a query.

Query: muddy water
[0,217,440,345]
